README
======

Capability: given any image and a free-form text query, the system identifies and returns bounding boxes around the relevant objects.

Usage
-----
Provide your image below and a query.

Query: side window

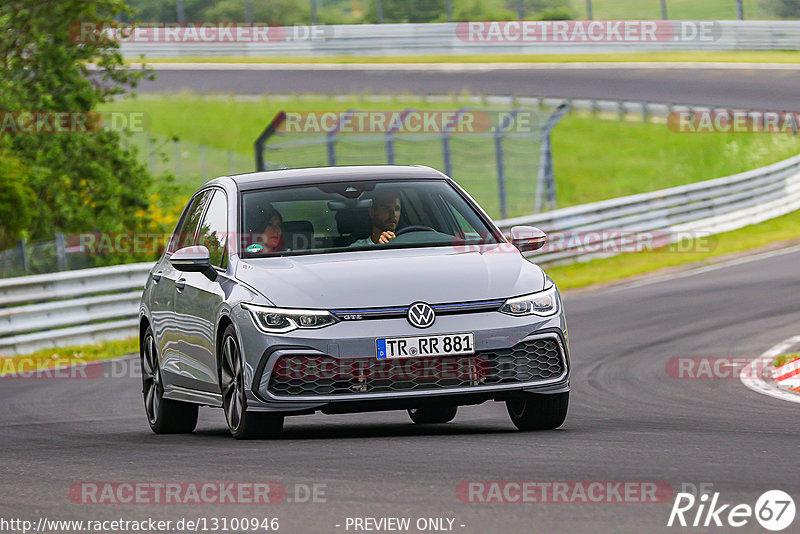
[195,190,228,268]
[168,191,211,254]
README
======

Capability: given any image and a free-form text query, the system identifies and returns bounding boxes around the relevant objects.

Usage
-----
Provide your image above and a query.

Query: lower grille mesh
[267,338,564,397]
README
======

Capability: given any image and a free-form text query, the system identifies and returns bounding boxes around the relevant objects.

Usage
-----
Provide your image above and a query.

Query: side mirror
[170,246,218,281]
[510,226,547,253]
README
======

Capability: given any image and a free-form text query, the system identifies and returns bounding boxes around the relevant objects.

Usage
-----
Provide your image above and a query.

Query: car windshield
[240,179,501,257]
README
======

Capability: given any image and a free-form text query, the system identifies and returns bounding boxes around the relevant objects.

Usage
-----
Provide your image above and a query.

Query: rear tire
[220,325,284,440]
[408,405,458,424]
[141,326,198,434]
[506,392,568,431]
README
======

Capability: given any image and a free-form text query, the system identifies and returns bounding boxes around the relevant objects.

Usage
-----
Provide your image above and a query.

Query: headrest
[336,209,371,236]
[282,220,314,251]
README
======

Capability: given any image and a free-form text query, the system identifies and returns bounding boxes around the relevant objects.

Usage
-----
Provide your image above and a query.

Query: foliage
[0,0,160,259]
[765,0,800,18]
[0,145,35,249]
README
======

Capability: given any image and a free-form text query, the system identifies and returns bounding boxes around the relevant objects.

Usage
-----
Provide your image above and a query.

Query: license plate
[376,333,475,359]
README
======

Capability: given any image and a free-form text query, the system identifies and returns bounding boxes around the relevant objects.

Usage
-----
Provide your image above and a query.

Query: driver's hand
[378,231,396,244]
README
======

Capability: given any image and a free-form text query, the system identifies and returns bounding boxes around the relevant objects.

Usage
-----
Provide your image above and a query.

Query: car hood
[235,245,547,309]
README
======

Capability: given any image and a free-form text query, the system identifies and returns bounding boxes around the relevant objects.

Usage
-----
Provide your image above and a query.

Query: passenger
[350,191,401,247]
[255,204,285,253]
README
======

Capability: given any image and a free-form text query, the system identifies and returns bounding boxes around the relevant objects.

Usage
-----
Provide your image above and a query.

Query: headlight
[242,303,338,333]
[499,285,559,317]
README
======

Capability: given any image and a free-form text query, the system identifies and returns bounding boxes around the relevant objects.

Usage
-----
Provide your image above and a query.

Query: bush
[0,0,156,256]
[765,0,800,18]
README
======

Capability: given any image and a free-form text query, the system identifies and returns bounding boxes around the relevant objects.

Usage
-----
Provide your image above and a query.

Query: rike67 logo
[668,489,796,531]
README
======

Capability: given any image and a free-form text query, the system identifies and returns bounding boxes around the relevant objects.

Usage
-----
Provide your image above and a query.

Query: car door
[172,188,229,393]
[156,190,212,388]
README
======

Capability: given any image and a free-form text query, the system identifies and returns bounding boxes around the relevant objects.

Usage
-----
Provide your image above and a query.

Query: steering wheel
[395,225,436,236]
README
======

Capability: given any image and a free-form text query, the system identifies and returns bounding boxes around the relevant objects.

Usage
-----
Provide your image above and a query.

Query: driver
[350,190,401,247]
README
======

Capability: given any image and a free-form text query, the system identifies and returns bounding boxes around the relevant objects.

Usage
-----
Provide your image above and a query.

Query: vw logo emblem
[407,302,435,328]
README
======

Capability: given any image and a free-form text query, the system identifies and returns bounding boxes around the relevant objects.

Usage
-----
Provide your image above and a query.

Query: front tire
[506,392,568,431]
[141,327,198,434]
[220,325,283,440]
[408,405,458,424]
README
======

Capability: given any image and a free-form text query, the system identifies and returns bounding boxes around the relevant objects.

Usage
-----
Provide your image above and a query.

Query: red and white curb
[772,357,800,388]
[740,335,800,404]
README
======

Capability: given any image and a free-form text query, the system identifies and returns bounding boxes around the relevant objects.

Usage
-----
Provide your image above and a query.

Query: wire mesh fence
[258,107,568,220]
[122,131,258,189]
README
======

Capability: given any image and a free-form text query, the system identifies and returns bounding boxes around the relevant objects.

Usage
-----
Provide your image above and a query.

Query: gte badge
[668,489,796,531]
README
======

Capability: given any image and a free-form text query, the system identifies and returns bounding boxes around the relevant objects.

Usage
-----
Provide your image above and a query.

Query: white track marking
[98,62,800,72]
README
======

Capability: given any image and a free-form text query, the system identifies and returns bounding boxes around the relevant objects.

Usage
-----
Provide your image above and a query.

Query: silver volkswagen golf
[139,165,570,439]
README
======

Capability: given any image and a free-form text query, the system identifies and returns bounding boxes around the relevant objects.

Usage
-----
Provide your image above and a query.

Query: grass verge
[134,51,800,65]
[0,338,138,375]
[102,93,800,216]
[547,208,800,291]
[773,353,800,368]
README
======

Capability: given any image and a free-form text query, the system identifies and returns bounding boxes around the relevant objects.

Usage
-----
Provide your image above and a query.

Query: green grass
[102,93,800,217]
[569,0,770,20]
[547,208,800,290]
[136,50,800,64]
[0,338,138,372]
[774,353,800,368]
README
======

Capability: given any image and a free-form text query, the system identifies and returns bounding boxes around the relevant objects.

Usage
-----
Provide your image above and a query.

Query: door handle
[176,278,186,292]
[152,272,162,283]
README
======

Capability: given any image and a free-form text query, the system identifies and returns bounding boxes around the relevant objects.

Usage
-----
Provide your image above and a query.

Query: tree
[0,0,155,250]
[0,144,35,249]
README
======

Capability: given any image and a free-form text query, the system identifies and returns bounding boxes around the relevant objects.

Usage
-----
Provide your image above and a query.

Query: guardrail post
[385,108,415,165]
[494,111,519,220]
[254,111,287,172]
[325,109,357,166]
[441,106,470,179]
[55,233,67,272]
[737,0,744,20]
[642,102,650,123]
[618,101,625,121]
[536,104,570,213]
[18,239,29,275]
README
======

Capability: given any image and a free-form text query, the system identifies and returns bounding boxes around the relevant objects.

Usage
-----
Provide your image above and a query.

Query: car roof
[228,165,448,191]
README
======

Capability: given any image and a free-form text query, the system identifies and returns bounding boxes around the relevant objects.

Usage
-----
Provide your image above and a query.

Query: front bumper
[232,304,570,414]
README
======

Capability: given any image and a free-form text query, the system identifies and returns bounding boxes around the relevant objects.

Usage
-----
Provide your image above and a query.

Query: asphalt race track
[137,64,800,109]
[2,246,800,533]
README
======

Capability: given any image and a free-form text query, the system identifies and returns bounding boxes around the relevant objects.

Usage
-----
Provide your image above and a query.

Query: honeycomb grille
[267,338,564,397]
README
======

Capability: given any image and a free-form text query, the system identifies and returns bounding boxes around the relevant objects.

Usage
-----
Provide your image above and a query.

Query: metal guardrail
[0,263,151,354]
[2,150,799,355]
[497,153,800,264]
[119,21,800,57]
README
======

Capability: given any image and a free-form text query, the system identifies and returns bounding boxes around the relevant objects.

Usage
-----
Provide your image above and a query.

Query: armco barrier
[2,154,800,354]
[118,21,800,58]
